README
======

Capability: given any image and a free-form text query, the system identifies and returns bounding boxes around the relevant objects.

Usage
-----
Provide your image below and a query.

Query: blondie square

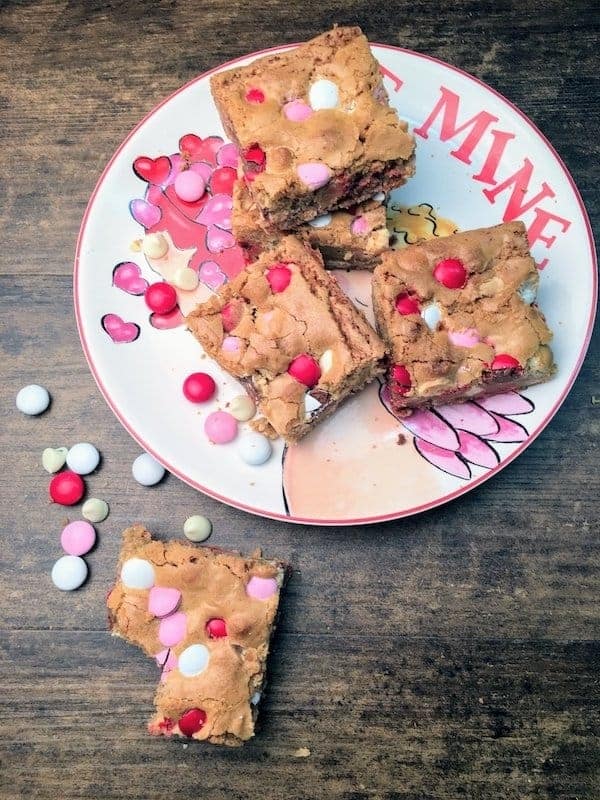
[372,221,556,411]
[210,26,415,229]
[187,235,386,442]
[107,525,288,746]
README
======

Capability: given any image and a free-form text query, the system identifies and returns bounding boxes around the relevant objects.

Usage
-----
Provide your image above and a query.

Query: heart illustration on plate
[133,155,171,185]
[149,306,184,329]
[197,194,232,229]
[101,314,140,343]
[199,260,226,290]
[216,142,239,169]
[206,226,235,253]
[112,262,148,295]
[178,134,223,166]
[130,198,162,228]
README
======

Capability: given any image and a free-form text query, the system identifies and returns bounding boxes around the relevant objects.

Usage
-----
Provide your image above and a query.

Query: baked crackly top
[107,525,287,744]
[187,235,385,437]
[373,221,555,401]
[210,26,415,199]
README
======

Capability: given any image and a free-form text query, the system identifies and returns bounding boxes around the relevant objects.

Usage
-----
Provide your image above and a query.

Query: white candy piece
[16,384,50,416]
[183,515,212,543]
[308,213,333,228]
[250,691,262,705]
[518,277,538,305]
[142,232,168,259]
[421,303,442,331]
[229,395,256,422]
[51,555,88,591]
[237,432,272,466]
[121,557,155,589]
[42,446,68,474]
[309,78,339,110]
[132,453,165,486]
[319,349,333,374]
[172,266,199,291]
[178,644,210,677]
[304,393,323,416]
[66,442,100,475]
[82,497,109,523]
[372,191,386,203]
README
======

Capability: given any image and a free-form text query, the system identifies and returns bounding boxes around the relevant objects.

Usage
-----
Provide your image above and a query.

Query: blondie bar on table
[187,235,386,442]
[210,26,415,230]
[372,221,556,412]
[232,180,389,269]
[107,525,288,746]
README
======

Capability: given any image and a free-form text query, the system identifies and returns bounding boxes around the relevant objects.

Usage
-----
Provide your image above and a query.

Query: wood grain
[0,1,599,798]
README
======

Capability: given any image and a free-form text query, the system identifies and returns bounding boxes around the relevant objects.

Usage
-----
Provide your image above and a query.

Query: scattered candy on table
[42,446,68,474]
[16,384,50,416]
[132,453,166,486]
[66,442,100,475]
[183,515,212,542]
[49,470,85,505]
[204,410,238,444]
[228,394,256,422]
[51,554,88,591]
[82,497,109,523]
[237,432,272,466]
[60,520,96,556]
[144,282,177,314]
[142,232,169,259]
[183,372,216,403]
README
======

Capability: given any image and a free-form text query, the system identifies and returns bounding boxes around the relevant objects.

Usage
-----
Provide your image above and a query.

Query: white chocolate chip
[229,395,256,422]
[82,498,109,523]
[319,349,334,374]
[172,267,199,291]
[308,78,339,110]
[42,447,68,474]
[142,232,168,259]
[183,515,212,542]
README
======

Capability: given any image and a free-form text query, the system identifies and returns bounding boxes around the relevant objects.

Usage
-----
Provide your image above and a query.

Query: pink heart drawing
[206,225,235,253]
[196,193,232,229]
[199,260,226,290]
[130,198,161,228]
[149,306,184,329]
[101,313,140,343]
[216,142,239,169]
[112,262,148,295]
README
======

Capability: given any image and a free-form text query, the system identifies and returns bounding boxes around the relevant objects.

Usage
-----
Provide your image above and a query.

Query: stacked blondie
[188,26,556,443]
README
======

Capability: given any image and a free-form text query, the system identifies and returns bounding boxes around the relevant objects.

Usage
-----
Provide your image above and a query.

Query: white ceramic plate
[75,44,597,525]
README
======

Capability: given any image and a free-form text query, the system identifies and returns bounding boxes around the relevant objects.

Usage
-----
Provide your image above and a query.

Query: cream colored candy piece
[172,267,199,291]
[42,447,68,474]
[142,232,169,259]
[183,515,212,542]
[82,497,109,523]
[319,349,334,374]
[229,395,256,422]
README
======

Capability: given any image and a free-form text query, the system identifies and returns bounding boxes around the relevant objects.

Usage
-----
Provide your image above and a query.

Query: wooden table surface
[1,1,599,798]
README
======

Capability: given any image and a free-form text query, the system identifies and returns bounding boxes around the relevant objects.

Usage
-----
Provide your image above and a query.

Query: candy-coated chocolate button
[82,497,109,523]
[297,163,331,190]
[42,446,68,474]
[142,232,168,259]
[49,471,85,505]
[288,354,321,388]
[283,99,313,121]
[183,372,216,403]
[394,292,420,315]
[308,213,332,228]
[221,336,241,353]
[174,170,206,202]
[266,264,291,293]
[204,411,237,444]
[491,354,521,370]
[183,515,212,542]
[246,575,278,600]
[447,329,480,348]
[121,557,155,589]
[391,364,412,395]
[60,520,96,556]
[351,215,369,236]
[51,555,88,591]
[421,303,442,331]
[221,301,241,332]
[433,258,467,289]
[229,395,256,422]
[16,384,50,415]
[158,611,187,647]
[238,432,272,466]
[148,586,182,618]
[245,87,265,104]
[206,618,227,639]
[178,644,210,677]
[178,708,207,737]
[66,442,100,475]
[132,453,165,486]
[144,282,178,314]
[243,144,266,166]
[308,78,339,110]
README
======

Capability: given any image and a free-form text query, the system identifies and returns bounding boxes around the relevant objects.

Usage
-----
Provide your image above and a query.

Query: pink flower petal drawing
[216,142,239,169]
[199,260,226,290]
[477,392,534,416]
[457,430,500,468]
[112,261,148,295]
[401,408,460,450]
[101,314,140,343]
[206,225,235,253]
[485,413,529,443]
[436,402,499,436]
[129,198,161,228]
[197,193,232,229]
[414,439,471,479]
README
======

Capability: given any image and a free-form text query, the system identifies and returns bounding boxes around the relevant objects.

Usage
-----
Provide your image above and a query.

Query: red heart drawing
[179,134,223,166]
[133,155,171,185]
[210,166,237,196]
[101,314,140,343]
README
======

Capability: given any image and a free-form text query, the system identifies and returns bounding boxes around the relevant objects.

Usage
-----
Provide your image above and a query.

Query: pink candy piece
[350,215,370,236]
[297,162,331,190]
[155,648,178,682]
[60,521,96,556]
[174,170,206,203]
[283,100,313,122]
[148,586,182,618]
[158,611,187,647]
[447,328,480,348]
[204,411,238,444]
[246,575,278,600]
[222,336,241,352]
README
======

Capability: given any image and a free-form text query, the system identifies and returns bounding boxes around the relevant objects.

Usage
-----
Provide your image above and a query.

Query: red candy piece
[288,354,321,388]
[491,354,521,370]
[144,282,177,314]
[178,708,207,738]
[183,372,216,403]
[221,301,242,332]
[390,364,412,395]
[433,258,468,289]
[394,292,420,315]
[133,155,171,185]
[266,264,292,293]
[49,471,85,506]
[210,166,237,196]
[244,144,266,167]
[206,618,227,639]
[245,88,265,104]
